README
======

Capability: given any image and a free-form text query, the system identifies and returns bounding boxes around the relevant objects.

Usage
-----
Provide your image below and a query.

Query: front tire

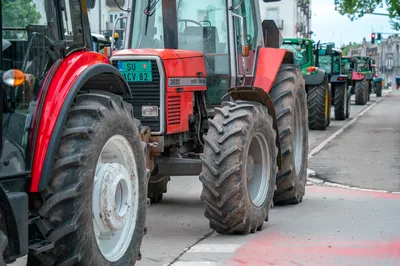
[334,84,346,120]
[200,101,277,234]
[270,65,308,205]
[28,90,148,265]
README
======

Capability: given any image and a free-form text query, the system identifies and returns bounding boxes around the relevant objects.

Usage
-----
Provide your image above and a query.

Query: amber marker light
[3,69,26,87]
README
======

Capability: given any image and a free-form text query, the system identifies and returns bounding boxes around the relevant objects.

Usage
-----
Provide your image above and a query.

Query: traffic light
[371,33,375,44]
[377,33,382,44]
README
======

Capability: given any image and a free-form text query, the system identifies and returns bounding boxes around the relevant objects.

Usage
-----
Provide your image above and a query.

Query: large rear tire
[334,84,346,120]
[0,230,7,266]
[307,79,330,130]
[200,101,277,234]
[355,79,367,105]
[376,82,382,97]
[270,64,308,205]
[28,90,148,265]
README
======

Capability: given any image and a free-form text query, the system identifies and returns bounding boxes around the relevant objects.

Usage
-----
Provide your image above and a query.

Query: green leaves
[2,0,41,28]
[334,0,400,30]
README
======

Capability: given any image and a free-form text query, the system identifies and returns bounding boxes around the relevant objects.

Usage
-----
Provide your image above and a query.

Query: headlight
[142,106,159,117]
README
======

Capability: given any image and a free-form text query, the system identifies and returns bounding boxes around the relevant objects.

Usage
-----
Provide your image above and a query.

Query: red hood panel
[113,49,203,60]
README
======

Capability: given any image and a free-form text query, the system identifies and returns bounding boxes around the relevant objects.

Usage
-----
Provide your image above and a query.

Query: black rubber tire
[334,84,346,120]
[0,230,7,266]
[376,82,382,97]
[200,101,277,234]
[307,79,329,130]
[326,84,332,127]
[28,90,148,265]
[270,64,308,205]
[346,90,351,119]
[355,79,367,105]
[367,81,371,102]
[148,176,170,203]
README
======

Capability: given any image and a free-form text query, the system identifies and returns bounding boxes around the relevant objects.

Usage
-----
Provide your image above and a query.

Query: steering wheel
[178,19,213,42]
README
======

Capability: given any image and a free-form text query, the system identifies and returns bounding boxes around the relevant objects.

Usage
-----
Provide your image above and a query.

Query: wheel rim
[293,97,304,176]
[92,135,139,262]
[246,133,270,207]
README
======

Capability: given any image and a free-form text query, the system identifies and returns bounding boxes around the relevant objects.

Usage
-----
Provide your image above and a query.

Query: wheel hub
[93,163,132,232]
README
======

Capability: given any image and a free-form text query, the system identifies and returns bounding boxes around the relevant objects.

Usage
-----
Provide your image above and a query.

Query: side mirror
[326,44,333,54]
[86,0,96,9]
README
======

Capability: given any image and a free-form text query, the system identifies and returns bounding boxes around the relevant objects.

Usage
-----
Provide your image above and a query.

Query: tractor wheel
[376,81,382,97]
[367,81,371,102]
[0,230,7,266]
[346,91,351,119]
[307,80,329,130]
[334,84,346,120]
[355,79,367,105]
[200,101,277,234]
[148,176,170,203]
[326,85,332,127]
[270,65,308,205]
[28,90,148,265]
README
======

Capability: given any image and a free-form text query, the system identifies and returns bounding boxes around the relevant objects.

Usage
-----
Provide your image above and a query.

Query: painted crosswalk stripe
[171,262,220,266]
[187,244,241,253]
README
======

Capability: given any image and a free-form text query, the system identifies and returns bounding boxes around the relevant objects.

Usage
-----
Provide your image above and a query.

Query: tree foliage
[2,0,41,28]
[334,0,400,30]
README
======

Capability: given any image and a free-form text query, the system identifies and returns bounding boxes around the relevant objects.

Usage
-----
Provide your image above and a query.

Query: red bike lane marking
[224,232,400,266]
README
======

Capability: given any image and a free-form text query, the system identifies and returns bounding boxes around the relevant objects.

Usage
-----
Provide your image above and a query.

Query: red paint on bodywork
[166,92,193,134]
[253,48,287,93]
[113,48,203,60]
[30,51,109,192]
[114,48,207,134]
[225,232,400,266]
[352,71,365,81]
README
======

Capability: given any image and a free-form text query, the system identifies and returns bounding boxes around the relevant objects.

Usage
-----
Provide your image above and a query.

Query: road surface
[11,89,400,265]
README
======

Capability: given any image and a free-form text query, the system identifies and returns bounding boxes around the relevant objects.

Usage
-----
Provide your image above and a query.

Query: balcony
[106,0,125,7]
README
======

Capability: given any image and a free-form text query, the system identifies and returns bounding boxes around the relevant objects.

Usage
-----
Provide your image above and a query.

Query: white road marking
[187,244,241,253]
[308,92,389,159]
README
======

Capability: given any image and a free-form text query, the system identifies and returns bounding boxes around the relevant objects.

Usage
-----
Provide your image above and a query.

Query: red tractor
[1,0,148,264]
[109,0,309,233]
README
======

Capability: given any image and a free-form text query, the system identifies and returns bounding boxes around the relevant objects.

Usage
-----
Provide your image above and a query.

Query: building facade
[259,0,312,39]
[348,34,400,85]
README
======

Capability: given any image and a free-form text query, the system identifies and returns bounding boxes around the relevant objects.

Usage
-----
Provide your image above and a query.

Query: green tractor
[315,43,351,120]
[281,38,331,130]
[353,55,374,104]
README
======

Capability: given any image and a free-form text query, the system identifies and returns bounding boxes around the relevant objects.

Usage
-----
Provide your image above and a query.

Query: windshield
[342,58,354,73]
[281,43,308,66]
[357,58,369,72]
[1,0,84,176]
[319,55,332,73]
[332,55,341,73]
[131,0,229,52]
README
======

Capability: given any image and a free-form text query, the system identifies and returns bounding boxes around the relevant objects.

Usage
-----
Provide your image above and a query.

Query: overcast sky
[312,0,397,47]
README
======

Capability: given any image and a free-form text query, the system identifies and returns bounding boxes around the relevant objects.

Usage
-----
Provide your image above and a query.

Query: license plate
[117,61,152,82]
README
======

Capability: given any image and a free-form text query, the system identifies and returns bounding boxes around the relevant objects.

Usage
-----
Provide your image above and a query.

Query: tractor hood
[113,49,204,60]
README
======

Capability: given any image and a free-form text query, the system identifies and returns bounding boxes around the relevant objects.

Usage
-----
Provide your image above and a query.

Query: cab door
[229,0,260,86]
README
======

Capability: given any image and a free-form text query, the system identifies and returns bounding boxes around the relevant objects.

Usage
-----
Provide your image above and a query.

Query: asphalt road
[11,88,399,266]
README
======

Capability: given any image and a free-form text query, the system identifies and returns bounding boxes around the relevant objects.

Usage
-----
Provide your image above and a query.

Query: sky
[311,0,397,47]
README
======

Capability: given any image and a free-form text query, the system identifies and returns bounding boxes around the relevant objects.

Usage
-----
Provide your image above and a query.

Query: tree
[334,0,400,30]
[2,0,41,38]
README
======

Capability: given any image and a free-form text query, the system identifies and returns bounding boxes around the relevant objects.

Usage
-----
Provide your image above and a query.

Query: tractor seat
[179,26,204,51]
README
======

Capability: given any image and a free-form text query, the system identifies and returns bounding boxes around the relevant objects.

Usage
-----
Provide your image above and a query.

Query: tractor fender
[30,51,131,192]
[352,72,365,81]
[227,86,282,169]
[303,68,326,86]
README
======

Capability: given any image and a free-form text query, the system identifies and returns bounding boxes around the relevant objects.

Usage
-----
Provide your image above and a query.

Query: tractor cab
[316,45,343,77]
[281,38,314,71]
[91,33,111,53]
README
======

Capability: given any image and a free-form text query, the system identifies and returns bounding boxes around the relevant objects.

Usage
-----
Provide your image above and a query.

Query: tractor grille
[112,59,161,132]
[167,95,181,126]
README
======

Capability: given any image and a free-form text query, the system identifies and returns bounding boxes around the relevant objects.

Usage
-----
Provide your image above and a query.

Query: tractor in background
[0,0,148,264]
[281,38,331,130]
[316,43,351,120]
[353,55,374,104]
[107,0,309,234]
[341,55,368,103]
